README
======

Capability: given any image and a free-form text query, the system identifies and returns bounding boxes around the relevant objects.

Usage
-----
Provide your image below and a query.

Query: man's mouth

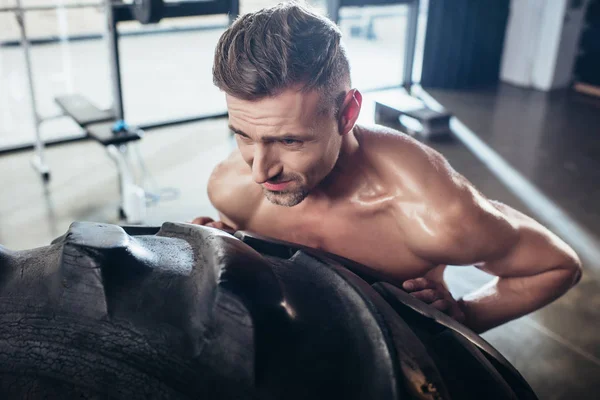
[263,180,292,192]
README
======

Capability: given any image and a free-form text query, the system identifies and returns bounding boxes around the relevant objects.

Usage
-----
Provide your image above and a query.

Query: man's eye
[281,138,301,146]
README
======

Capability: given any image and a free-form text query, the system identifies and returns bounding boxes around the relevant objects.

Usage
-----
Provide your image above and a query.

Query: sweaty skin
[202,86,582,333]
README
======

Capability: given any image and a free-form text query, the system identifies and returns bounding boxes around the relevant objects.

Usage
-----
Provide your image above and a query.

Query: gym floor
[2,8,600,400]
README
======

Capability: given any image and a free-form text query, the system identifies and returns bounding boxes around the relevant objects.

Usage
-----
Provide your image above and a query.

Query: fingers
[452,310,466,324]
[410,291,463,321]
[431,299,451,312]
[207,221,234,231]
[402,277,466,323]
[408,288,444,303]
[189,218,235,233]
[402,277,437,292]
[449,303,466,323]
[190,217,215,225]
[430,298,466,323]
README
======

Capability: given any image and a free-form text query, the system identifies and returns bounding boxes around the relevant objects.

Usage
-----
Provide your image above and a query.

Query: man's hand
[402,277,465,323]
[190,217,235,233]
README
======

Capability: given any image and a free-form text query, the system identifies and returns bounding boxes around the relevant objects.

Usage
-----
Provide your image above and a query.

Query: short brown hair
[213,2,351,113]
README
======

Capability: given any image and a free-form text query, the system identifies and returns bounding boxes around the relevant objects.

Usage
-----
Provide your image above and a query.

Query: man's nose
[251,145,282,184]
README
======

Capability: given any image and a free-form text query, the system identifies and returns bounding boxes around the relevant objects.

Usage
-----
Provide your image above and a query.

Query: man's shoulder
[357,125,509,263]
[208,150,262,225]
[210,150,251,182]
[356,124,449,183]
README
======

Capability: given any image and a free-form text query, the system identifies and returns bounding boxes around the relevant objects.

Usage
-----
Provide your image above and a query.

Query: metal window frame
[0,0,420,156]
[327,0,419,88]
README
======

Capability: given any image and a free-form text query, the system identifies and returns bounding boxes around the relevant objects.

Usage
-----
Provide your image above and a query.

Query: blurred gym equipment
[0,0,240,223]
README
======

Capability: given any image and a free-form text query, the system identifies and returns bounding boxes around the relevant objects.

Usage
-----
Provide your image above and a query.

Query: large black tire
[0,222,538,399]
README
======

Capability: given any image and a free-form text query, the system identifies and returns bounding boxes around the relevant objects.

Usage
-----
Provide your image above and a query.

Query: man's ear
[338,89,362,135]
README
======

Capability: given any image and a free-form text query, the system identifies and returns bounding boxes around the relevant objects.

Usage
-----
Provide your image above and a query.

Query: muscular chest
[249,205,433,282]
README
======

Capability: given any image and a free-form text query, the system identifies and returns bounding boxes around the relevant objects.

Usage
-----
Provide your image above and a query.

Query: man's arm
[397,148,582,333]
[456,200,581,333]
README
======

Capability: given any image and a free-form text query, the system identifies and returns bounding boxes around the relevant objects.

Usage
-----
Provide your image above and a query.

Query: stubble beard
[263,185,309,207]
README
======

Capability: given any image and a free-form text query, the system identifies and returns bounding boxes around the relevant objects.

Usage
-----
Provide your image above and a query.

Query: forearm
[459,266,580,333]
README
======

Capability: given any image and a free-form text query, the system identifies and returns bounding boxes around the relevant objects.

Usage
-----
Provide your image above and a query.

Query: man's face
[227,88,342,207]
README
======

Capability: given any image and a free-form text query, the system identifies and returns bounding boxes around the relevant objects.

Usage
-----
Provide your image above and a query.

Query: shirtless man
[192,2,582,333]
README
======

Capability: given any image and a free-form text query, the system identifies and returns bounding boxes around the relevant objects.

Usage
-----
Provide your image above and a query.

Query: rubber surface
[0,222,539,399]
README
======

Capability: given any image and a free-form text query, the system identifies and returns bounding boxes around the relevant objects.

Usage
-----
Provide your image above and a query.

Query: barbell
[132,0,164,24]
[0,0,229,26]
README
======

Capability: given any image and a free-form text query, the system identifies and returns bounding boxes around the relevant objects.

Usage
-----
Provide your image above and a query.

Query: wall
[500,0,589,91]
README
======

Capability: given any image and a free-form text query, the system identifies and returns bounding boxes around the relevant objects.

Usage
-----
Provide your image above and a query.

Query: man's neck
[337,126,361,167]
[306,126,362,204]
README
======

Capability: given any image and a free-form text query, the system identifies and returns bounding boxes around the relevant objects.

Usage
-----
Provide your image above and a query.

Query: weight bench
[55,94,146,224]
[374,91,452,139]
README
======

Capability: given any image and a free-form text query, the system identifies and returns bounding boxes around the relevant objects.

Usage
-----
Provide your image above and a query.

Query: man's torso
[211,125,442,282]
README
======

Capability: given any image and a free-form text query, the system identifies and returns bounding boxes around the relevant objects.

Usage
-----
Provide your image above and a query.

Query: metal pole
[56,0,75,94]
[104,0,124,120]
[229,0,239,25]
[327,0,340,24]
[410,0,428,85]
[15,0,50,181]
[0,2,104,13]
[402,0,420,90]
